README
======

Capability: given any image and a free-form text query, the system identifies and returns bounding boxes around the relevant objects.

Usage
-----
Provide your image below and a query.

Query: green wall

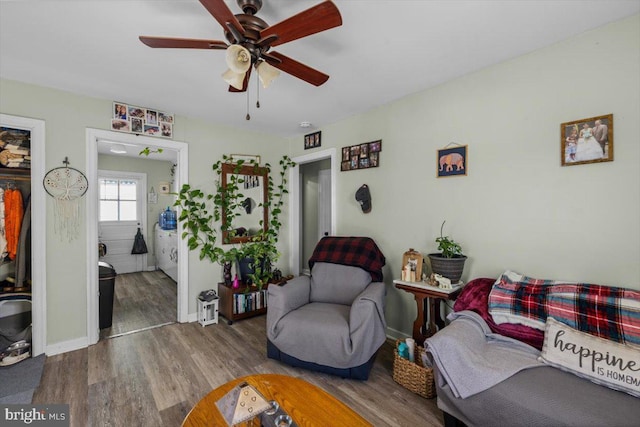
[0,80,287,346]
[286,15,640,337]
[1,14,638,346]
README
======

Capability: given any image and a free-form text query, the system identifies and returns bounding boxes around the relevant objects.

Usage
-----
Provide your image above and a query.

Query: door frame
[86,128,189,346]
[317,169,332,242]
[0,114,46,356]
[289,148,337,276]
[97,169,148,272]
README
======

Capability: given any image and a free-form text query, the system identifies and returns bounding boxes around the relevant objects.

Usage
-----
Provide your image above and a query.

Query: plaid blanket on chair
[308,236,386,282]
[488,271,640,345]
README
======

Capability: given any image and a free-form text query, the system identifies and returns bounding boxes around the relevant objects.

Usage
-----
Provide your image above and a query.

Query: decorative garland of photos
[111,101,174,138]
[340,140,381,171]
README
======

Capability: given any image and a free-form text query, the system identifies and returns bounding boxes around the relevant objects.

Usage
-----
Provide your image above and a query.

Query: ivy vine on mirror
[221,162,268,244]
[174,154,295,288]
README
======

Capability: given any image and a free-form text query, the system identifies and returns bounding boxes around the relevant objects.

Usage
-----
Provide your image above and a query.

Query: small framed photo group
[341,140,381,171]
[111,102,174,138]
[304,131,321,150]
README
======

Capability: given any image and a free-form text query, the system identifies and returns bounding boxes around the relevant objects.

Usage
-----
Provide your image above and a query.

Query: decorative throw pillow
[454,278,544,349]
[539,317,640,398]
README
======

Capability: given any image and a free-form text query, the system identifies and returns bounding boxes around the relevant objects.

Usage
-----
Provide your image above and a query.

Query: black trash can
[98,261,117,329]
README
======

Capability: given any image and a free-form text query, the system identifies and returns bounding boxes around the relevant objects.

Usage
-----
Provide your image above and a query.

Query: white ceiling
[1,1,639,137]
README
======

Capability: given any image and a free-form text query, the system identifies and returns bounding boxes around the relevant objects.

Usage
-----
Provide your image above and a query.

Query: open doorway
[289,148,337,276]
[86,129,189,346]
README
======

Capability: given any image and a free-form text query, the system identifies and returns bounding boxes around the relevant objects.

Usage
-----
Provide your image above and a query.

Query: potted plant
[427,221,467,283]
[175,154,295,289]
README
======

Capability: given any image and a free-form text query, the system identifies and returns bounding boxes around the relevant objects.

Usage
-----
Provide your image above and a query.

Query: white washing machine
[155,223,178,282]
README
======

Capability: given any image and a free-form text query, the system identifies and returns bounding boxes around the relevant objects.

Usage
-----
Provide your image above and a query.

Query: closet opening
[0,113,46,360]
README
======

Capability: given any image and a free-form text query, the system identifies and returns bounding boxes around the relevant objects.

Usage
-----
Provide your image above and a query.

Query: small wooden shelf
[0,168,31,181]
[218,282,269,325]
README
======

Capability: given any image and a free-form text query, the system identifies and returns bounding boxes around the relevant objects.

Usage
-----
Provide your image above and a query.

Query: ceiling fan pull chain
[256,74,261,109]
[246,89,250,121]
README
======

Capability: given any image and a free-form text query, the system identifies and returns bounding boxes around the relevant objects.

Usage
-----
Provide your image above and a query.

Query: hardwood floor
[99,271,177,340]
[33,316,444,426]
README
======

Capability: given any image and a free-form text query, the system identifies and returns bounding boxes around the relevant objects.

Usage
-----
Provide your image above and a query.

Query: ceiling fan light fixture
[225,45,251,74]
[109,143,127,154]
[222,68,247,90]
[256,61,280,88]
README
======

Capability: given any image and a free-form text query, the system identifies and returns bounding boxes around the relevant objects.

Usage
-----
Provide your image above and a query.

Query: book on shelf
[233,289,269,314]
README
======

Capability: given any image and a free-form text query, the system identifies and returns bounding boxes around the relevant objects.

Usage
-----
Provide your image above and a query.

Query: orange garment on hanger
[5,189,24,260]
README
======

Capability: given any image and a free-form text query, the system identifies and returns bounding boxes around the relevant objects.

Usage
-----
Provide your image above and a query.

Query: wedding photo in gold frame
[561,114,613,167]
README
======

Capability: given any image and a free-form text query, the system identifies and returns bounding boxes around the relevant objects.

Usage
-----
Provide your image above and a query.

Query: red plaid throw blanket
[308,236,386,282]
[488,271,640,345]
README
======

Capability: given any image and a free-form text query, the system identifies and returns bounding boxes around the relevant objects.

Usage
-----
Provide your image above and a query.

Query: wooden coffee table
[182,374,371,426]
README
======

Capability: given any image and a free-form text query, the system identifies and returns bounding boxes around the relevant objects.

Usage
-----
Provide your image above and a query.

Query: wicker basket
[392,339,436,399]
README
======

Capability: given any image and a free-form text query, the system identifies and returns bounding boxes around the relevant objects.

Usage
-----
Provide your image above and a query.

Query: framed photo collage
[111,101,174,138]
[341,140,381,171]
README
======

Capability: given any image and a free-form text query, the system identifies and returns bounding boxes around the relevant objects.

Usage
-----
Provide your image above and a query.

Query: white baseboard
[187,312,198,323]
[46,336,89,356]
[386,326,410,342]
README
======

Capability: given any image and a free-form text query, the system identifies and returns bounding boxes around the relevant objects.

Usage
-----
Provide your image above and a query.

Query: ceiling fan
[139,0,342,92]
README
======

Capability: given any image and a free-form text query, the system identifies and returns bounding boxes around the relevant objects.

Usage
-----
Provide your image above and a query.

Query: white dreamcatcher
[43,158,88,241]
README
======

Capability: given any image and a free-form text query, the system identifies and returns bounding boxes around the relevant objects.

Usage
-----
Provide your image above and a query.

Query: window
[99,178,137,221]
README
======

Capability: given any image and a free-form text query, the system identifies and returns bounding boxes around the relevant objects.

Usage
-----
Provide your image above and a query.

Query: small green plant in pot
[428,221,467,283]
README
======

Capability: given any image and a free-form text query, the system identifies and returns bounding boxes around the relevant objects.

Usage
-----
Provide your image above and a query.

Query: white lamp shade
[256,61,280,88]
[225,45,251,74]
[222,69,246,90]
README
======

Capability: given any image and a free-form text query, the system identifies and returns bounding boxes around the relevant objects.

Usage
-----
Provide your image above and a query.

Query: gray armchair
[267,262,387,380]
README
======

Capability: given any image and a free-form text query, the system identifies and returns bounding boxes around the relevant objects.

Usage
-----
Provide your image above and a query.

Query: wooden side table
[394,279,462,346]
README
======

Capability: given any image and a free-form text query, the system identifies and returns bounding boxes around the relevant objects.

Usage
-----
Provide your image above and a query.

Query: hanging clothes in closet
[0,187,6,259]
[2,187,24,260]
[15,197,31,288]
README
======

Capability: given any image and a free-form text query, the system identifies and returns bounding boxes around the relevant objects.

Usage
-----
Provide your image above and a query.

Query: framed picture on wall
[340,140,382,172]
[159,182,171,194]
[561,114,613,166]
[304,131,321,150]
[437,145,467,178]
[111,101,174,138]
[342,146,350,161]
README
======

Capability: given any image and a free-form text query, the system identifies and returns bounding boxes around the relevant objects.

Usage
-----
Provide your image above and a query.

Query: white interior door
[98,170,147,274]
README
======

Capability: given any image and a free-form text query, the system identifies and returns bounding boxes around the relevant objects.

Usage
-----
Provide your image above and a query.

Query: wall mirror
[221,162,268,244]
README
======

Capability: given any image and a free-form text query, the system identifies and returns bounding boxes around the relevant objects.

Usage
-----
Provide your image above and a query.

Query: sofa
[426,273,640,427]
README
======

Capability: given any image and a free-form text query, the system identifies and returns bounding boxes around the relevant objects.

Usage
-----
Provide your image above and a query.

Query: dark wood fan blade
[139,36,228,50]
[260,1,342,47]
[265,51,329,86]
[229,66,252,92]
[199,0,244,37]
